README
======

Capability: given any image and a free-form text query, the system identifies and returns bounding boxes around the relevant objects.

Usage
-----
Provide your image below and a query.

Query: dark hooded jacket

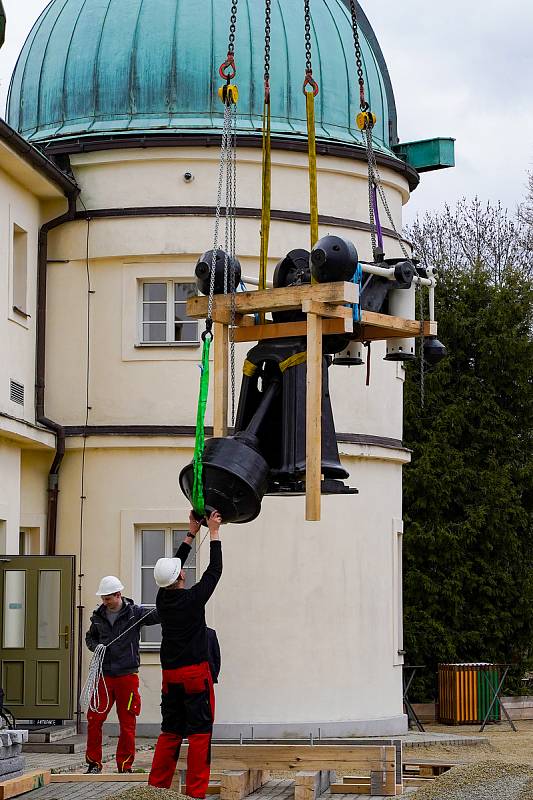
[85,598,159,677]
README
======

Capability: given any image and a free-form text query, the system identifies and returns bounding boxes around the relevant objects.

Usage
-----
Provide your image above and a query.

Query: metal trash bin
[439,663,501,724]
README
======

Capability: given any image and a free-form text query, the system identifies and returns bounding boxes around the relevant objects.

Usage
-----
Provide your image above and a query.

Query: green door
[0,556,75,720]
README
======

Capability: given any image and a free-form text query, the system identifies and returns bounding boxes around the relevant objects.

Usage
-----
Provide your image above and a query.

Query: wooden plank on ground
[186,282,358,320]
[305,312,322,522]
[0,770,51,799]
[331,783,370,794]
[213,320,229,437]
[51,773,149,783]
[176,744,395,773]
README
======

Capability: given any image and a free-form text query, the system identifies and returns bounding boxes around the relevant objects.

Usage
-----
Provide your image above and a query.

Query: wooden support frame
[306,312,323,521]
[187,281,437,523]
[213,321,229,437]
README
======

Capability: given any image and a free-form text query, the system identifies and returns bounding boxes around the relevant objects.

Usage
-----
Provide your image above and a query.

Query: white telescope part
[241,274,274,289]
[385,284,416,361]
[333,341,364,366]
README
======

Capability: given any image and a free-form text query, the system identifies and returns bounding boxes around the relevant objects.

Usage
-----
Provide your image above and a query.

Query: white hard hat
[96,575,124,596]
[154,557,182,588]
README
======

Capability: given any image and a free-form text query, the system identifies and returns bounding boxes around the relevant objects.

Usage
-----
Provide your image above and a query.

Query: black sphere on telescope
[195,249,241,296]
[310,236,359,283]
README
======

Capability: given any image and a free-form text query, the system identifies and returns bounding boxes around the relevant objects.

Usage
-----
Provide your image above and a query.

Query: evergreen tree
[403,201,533,700]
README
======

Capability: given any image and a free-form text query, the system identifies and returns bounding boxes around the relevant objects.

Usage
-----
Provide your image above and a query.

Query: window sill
[135,342,200,349]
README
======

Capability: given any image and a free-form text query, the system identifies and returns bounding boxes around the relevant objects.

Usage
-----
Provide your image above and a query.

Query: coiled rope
[80,609,156,714]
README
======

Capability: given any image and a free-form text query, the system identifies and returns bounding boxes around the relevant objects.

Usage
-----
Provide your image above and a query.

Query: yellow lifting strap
[259,97,271,292]
[242,359,258,377]
[305,90,319,256]
[279,351,307,373]
[259,95,271,324]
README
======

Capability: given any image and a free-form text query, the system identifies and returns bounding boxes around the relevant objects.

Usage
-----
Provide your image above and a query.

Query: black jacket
[207,627,221,683]
[85,597,160,677]
[157,540,222,670]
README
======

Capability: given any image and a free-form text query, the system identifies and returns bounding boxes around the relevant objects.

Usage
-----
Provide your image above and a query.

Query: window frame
[138,279,199,347]
[136,525,198,651]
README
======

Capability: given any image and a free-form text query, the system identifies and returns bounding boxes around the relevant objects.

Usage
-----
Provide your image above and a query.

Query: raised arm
[174,511,201,565]
[189,512,223,605]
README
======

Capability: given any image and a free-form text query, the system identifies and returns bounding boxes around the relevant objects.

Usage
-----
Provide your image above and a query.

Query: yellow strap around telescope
[242,359,258,377]
[305,90,319,262]
[279,351,307,373]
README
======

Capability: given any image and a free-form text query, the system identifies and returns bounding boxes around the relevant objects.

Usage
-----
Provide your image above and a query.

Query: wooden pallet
[0,770,50,800]
[186,281,435,522]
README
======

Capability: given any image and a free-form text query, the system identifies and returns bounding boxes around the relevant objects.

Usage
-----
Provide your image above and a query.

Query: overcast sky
[1,0,531,222]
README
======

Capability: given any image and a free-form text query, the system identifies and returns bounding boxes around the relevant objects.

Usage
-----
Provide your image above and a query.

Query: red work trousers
[149,661,215,796]
[86,672,141,772]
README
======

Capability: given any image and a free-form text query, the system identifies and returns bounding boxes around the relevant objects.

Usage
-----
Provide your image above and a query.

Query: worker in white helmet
[149,510,222,796]
[84,514,199,774]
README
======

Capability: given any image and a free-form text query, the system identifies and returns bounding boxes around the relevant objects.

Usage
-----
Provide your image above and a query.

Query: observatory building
[0,0,453,734]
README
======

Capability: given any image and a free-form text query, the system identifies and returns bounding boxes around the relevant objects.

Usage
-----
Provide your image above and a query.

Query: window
[12,224,28,316]
[138,527,197,646]
[141,281,198,344]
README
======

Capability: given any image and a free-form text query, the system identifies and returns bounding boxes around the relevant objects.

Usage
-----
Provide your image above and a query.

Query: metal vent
[10,380,24,405]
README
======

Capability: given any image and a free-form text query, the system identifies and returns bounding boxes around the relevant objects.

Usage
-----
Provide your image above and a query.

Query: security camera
[183,171,194,183]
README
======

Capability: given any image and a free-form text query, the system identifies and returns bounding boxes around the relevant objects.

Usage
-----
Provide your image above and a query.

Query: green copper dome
[7,0,398,155]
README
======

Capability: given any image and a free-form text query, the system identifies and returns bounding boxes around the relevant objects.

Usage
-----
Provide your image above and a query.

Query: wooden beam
[0,770,50,799]
[360,311,437,337]
[301,299,352,320]
[306,312,322,521]
[175,744,395,773]
[187,282,358,320]
[213,321,229,437]
[233,317,350,343]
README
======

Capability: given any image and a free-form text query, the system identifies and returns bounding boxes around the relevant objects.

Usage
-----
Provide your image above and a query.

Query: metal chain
[228,0,238,55]
[303,0,313,75]
[229,104,238,425]
[348,0,367,111]
[207,103,232,323]
[364,127,410,259]
[264,0,271,87]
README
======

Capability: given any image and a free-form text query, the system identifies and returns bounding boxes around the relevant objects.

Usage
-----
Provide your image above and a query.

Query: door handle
[58,625,70,650]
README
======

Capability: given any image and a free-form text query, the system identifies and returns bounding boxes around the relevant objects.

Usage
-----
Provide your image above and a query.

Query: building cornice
[38,133,419,192]
[0,118,78,197]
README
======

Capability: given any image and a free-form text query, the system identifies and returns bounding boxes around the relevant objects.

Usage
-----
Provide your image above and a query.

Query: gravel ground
[107,788,191,800]
[411,721,533,767]
[406,761,533,800]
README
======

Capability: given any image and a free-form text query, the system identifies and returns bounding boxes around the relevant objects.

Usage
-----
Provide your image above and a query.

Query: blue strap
[353,264,363,322]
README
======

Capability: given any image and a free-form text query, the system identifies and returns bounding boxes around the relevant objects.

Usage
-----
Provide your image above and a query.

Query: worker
[85,523,197,774]
[148,510,223,795]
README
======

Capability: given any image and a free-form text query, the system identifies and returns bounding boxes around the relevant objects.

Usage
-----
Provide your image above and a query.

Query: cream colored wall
[56,438,408,731]
[0,168,40,424]
[45,144,411,732]
[0,162,63,556]
[0,440,21,554]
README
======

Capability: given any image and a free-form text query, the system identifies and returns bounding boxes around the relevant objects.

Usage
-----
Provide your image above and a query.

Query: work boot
[86,762,102,774]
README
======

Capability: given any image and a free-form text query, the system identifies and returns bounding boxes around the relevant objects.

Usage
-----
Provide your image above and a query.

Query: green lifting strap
[191,335,211,516]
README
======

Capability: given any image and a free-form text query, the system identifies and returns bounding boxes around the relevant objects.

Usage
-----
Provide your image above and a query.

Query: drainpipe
[36,194,79,555]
